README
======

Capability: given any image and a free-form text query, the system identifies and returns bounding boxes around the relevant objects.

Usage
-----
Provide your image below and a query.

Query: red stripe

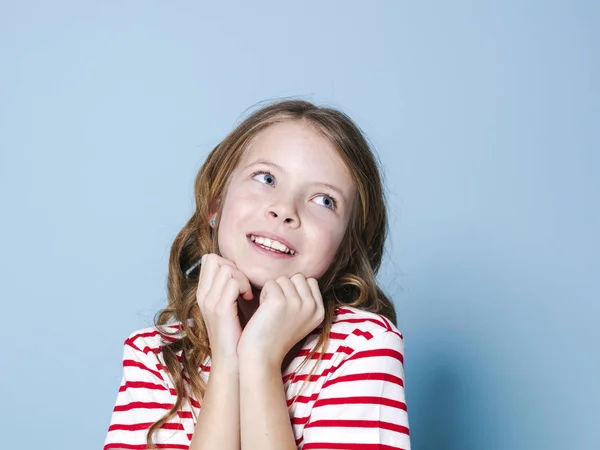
[352,328,374,339]
[129,330,161,340]
[113,401,173,412]
[283,372,320,383]
[105,443,189,450]
[303,443,405,450]
[174,354,211,371]
[377,315,404,339]
[329,331,349,339]
[379,314,404,339]
[296,349,333,360]
[391,330,403,339]
[304,419,409,435]
[286,348,404,384]
[108,421,184,432]
[178,411,194,419]
[123,359,164,381]
[119,381,167,392]
[322,372,404,389]
[294,397,407,424]
[141,345,162,355]
[287,392,319,406]
[124,340,143,353]
[313,395,407,411]
[378,314,393,332]
[343,347,404,366]
[295,344,353,361]
[291,415,310,425]
[335,307,356,315]
[334,317,388,331]
[127,343,212,374]
[127,328,180,342]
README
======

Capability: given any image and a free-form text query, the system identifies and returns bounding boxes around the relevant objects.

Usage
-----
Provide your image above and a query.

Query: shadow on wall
[407,342,496,450]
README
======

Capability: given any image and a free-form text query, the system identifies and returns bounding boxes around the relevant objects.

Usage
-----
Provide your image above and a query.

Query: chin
[246,268,278,287]
[242,265,291,288]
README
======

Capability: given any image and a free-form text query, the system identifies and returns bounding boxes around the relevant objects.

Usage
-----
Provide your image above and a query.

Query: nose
[266,201,300,227]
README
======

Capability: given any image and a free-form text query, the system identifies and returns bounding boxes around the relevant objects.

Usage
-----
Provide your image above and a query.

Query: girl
[103,100,411,450]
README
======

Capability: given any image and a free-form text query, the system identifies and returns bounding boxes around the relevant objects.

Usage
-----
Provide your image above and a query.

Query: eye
[250,170,338,211]
[251,170,276,186]
[314,194,338,211]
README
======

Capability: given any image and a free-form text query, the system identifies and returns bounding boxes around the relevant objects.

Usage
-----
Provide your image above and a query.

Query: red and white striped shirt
[103,306,411,449]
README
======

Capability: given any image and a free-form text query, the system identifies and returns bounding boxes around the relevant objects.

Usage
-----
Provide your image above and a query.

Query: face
[215,119,356,288]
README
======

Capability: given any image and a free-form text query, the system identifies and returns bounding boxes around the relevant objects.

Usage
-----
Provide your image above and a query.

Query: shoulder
[123,323,183,354]
[331,305,404,346]
[119,323,186,380]
[323,306,405,372]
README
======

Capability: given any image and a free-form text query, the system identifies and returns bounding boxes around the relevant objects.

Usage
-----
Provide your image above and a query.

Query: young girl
[103,100,411,450]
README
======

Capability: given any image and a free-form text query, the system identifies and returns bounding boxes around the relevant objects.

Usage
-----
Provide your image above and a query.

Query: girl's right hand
[195,253,254,366]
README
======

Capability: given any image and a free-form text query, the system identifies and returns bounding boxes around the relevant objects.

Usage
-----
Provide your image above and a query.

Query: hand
[237,273,325,368]
[195,253,254,367]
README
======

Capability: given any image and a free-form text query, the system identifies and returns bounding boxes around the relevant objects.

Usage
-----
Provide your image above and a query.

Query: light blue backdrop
[1,1,598,449]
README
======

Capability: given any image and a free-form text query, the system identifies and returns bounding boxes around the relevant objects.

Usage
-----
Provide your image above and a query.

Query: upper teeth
[249,235,295,255]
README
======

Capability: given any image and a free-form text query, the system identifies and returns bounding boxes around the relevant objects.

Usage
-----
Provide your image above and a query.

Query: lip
[247,236,296,259]
[246,231,298,254]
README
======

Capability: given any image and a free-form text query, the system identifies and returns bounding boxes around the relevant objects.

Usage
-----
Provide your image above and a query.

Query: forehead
[239,120,354,187]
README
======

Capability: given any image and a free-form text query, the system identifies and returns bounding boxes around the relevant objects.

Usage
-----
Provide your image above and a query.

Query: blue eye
[250,169,338,211]
[251,170,276,186]
[314,194,337,210]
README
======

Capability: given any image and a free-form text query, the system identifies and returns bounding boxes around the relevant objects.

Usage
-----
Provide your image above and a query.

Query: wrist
[210,356,240,376]
[238,350,282,374]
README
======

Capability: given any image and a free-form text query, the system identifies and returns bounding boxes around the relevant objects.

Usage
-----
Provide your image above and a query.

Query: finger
[218,278,243,315]
[260,279,283,306]
[289,274,314,306]
[205,264,235,307]
[233,268,254,301]
[306,278,324,311]
[275,276,302,309]
[198,254,238,296]
[212,256,253,300]
[208,264,252,307]
[198,254,231,297]
[290,273,317,314]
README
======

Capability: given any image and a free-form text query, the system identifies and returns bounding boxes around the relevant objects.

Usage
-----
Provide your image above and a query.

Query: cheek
[303,227,345,278]
[216,191,254,258]
[220,186,255,221]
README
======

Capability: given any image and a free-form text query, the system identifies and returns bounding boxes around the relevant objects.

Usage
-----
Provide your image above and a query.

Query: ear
[208,198,222,225]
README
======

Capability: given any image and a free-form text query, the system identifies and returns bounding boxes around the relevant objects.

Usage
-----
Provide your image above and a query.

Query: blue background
[1,1,598,449]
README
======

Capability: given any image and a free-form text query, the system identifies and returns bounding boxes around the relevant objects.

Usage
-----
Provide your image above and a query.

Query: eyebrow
[243,159,346,200]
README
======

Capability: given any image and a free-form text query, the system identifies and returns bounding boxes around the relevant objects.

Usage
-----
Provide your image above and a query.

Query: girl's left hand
[237,273,325,368]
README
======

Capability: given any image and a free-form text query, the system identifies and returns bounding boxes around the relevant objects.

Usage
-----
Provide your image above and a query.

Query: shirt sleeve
[301,330,411,450]
[103,335,195,450]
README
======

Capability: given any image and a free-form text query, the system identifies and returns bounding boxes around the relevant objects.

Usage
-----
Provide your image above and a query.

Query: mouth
[246,234,297,259]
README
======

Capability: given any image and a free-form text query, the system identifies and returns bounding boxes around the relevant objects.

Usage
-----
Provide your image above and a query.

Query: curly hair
[145,99,396,449]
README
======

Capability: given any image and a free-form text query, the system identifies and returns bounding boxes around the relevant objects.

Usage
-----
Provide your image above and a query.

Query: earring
[210,219,216,226]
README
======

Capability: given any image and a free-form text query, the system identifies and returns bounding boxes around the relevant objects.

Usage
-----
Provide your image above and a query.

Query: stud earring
[210,219,216,226]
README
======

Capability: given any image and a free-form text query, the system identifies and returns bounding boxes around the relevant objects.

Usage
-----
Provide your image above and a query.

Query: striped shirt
[103,306,411,449]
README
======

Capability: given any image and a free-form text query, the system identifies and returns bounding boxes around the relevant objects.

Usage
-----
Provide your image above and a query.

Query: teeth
[250,235,295,255]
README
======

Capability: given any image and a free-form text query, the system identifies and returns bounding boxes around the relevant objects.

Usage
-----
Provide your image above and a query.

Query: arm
[302,330,411,450]
[103,333,195,450]
[104,333,242,450]
[239,357,297,450]
[237,275,324,450]
[189,360,240,450]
